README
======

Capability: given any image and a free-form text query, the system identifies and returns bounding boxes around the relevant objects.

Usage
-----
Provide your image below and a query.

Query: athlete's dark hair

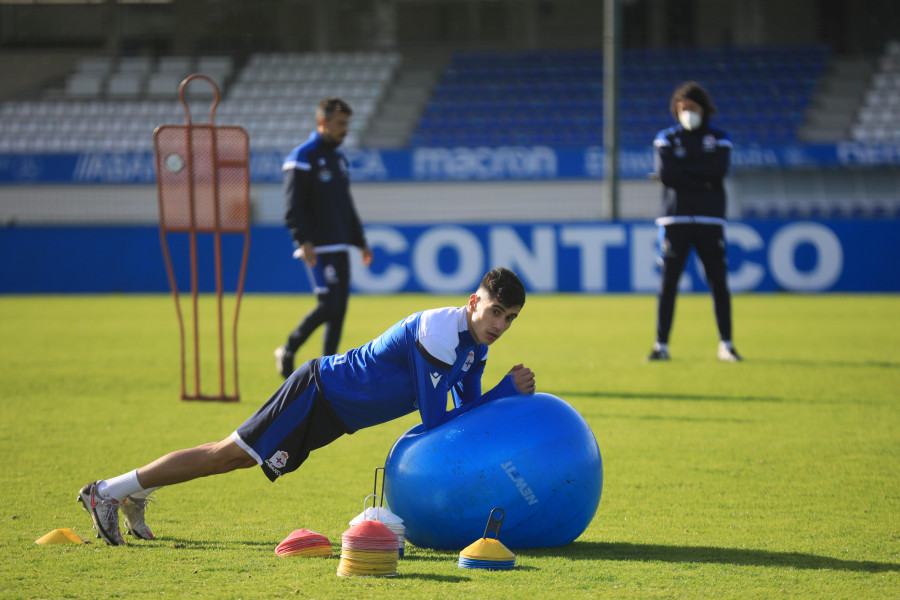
[317,97,353,122]
[670,81,716,126]
[479,267,526,308]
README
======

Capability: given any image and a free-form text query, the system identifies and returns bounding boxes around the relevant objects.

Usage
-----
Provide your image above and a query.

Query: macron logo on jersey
[430,372,441,388]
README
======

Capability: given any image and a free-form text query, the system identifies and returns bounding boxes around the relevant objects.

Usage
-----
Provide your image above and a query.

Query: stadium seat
[157,56,193,74]
[118,56,154,74]
[411,44,828,149]
[1,47,837,154]
[65,74,104,99]
[849,40,900,142]
[76,56,114,75]
[197,56,234,82]
[106,73,144,99]
[146,73,184,99]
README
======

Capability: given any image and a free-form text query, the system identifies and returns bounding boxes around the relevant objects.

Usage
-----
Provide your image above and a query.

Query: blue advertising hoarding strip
[2,220,898,294]
[2,142,900,184]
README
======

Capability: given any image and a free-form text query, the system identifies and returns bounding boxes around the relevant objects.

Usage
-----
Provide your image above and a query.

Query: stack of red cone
[337,520,399,577]
[275,528,332,558]
[349,506,406,557]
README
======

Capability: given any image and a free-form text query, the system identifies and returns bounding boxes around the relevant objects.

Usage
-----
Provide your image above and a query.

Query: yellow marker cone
[35,528,89,545]
[460,537,516,561]
[458,508,516,570]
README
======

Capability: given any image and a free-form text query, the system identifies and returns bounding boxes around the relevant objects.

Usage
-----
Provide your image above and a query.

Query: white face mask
[679,110,702,131]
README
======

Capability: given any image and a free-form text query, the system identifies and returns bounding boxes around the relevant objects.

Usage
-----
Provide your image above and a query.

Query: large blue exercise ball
[383,393,602,550]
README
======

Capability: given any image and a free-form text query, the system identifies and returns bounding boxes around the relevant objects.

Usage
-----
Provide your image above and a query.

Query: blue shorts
[231,360,349,482]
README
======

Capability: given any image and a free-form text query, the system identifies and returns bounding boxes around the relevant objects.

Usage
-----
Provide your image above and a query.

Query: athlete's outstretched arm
[507,364,536,394]
[475,364,535,405]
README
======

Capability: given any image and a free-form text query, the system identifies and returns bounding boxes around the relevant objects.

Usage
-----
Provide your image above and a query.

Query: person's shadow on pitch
[528,541,899,573]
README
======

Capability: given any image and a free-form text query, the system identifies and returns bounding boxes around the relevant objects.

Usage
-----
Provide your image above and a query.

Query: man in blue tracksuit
[275,97,373,378]
[78,267,536,545]
[646,81,741,362]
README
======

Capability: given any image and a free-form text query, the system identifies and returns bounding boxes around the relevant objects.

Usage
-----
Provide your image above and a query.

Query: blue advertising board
[2,142,900,184]
[2,220,898,294]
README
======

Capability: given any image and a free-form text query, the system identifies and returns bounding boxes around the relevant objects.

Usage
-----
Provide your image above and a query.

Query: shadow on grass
[397,566,539,580]
[596,412,755,424]
[549,390,783,403]
[399,553,455,563]
[138,537,898,574]
[154,537,275,550]
[394,573,472,582]
[400,554,539,571]
[527,542,899,573]
[745,358,900,370]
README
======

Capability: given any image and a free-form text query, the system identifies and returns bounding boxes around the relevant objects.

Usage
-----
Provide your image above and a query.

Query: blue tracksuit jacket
[317,305,520,432]
[283,131,367,251]
[653,124,732,226]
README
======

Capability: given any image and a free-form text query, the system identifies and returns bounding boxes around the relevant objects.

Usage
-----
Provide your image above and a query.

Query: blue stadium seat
[410,44,827,148]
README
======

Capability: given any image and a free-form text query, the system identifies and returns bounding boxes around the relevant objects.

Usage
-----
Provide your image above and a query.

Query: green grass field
[1,293,897,599]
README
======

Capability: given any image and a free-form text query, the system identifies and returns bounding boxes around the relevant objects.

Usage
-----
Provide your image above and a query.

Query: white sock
[97,469,145,502]
[654,342,668,351]
[129,486,161,500]
[720,340,734,350]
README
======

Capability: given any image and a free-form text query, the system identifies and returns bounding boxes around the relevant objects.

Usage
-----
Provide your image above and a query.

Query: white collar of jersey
[416,306,470,366]
[455,304,468,333]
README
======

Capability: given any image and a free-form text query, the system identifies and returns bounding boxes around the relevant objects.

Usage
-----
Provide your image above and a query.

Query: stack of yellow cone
[458,537,516,570]
[275,528,332,557]
[458,507,516,570]
[337,520,399,577]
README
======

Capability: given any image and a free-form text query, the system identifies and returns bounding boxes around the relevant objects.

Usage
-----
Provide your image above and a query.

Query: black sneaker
[646,347,670,361]
[274,346,294,378]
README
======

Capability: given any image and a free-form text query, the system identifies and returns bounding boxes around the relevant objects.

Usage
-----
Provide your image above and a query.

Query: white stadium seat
[65,74,104,99]
[106,73,144,99]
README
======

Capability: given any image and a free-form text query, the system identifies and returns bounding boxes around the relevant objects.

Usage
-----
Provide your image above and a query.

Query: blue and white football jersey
[317,305,518,432]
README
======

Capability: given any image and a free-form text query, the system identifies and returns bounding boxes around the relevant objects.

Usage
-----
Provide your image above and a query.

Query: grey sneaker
[274,345,294,379]
[76,481,125,546]
[121,495,155,540]
[717,343,742,362]
[646,347,670,361]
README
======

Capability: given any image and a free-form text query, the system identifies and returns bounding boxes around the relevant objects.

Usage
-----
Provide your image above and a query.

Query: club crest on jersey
[462,350,475,372]
[266,450,289,473]
[702,134,717,152]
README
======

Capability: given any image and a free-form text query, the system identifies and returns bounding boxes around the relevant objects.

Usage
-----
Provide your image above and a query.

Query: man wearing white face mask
[646,81,741,363]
